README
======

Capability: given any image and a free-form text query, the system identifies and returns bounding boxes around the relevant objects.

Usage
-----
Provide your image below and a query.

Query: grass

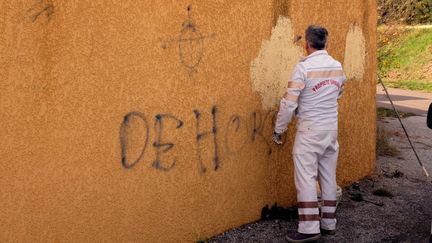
[390,29,431,68]
[376,125,400,157]
[385,80,432,92]
[378,26,432,92]
[377,107,416,119]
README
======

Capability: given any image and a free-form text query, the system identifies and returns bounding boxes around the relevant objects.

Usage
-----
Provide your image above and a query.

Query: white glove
[272,132,283,145]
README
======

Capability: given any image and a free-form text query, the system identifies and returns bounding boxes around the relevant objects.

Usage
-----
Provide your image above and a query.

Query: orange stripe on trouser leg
[321,206,336,213]
[323,200,337,207]
[298,202,320,222]
[293,140,321,234]
[322,212,336,219]
[299,214,320,221]
[320,204,337,230]
[298,202,319,208]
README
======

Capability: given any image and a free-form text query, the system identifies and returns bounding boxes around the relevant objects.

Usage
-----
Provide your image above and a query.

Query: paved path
[376,86,432,117]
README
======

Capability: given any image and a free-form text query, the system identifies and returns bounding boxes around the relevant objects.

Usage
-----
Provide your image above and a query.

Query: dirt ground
[209,116,432,243]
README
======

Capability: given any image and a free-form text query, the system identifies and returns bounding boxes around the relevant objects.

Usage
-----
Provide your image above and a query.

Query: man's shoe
[320,228,336,235]
[286,231,321,243]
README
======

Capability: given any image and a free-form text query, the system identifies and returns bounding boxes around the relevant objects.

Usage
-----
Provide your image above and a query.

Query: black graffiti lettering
[120,112,149,169]
[251,111,273,156]
[119,106,280,173]
[152,114,184,171]
[224,115,247,155]
[193,106,219,173]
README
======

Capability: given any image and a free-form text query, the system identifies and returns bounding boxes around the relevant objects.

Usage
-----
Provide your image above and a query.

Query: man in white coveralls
[272,25,346,242]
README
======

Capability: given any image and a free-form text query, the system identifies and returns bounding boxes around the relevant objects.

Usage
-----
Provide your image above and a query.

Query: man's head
[305,25,328,55]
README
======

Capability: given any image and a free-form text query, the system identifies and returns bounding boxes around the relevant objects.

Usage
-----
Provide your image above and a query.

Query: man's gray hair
[305,25,328,50]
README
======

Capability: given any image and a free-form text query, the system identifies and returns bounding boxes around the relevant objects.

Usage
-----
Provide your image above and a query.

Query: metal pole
[377,74,429,177]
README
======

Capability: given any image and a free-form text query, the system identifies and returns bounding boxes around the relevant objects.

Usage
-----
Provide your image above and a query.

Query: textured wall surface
[0,0,376,242]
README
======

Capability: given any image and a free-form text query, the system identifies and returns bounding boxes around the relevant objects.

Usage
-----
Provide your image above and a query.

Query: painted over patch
[343,24,366,81]
[250,17,303,110]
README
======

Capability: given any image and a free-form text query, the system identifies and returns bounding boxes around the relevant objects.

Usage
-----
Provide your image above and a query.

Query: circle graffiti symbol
[159,5,215,79]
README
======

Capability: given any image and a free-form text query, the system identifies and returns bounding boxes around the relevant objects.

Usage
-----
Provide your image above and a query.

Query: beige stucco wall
[0,0,376,242]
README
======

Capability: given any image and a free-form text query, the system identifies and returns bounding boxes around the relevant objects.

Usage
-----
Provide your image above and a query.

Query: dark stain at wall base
[261,203,298,221]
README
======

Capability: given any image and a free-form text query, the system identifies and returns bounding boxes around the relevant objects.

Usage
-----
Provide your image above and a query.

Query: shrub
[378,0,432,25]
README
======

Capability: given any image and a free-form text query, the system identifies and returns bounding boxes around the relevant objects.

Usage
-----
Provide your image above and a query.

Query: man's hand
[272,132,283,145]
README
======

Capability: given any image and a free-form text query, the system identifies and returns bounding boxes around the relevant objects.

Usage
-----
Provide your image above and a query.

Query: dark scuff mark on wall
[27,0,54,22]
[272,0,291,27]
[362,0,372,64]
[362,0,369,30]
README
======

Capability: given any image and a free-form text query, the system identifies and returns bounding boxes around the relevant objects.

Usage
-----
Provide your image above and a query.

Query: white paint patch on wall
[344,24,366,81]
[250,17,303,110]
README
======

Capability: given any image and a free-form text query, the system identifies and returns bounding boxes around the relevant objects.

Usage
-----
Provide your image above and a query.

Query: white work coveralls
[275,50,346,234]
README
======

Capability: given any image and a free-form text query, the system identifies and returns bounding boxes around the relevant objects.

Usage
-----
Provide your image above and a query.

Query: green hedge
[379,0,432,24]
